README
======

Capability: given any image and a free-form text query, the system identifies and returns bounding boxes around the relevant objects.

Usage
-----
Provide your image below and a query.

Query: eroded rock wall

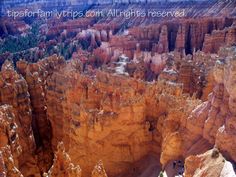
[158,46,236,175]
[0,61,41,176]
[1,46,236,177]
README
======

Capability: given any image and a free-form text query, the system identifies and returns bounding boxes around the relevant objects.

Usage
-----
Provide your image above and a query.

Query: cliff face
[43,142,82,177]
[214,48,236,162]
[203,23,236,53]
[184,149,236,177]
[43,62,167,176]
[0,61,41,177]
[127,17,235,55]
[0,105,23,177]
[44,68,196,176]
[157,46,236,175]
[1,46,236,176]
[9,55,197,177]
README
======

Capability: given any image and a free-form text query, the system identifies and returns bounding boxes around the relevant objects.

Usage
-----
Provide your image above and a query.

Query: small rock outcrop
[91,161,108,177]
[185,149,236,177]
[44,142,81,177]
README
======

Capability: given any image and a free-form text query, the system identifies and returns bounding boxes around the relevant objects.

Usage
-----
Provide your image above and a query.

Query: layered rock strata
[158,46,236,175]
[185,149,236,177]
[0,61,41,176]
[43,142,82,177]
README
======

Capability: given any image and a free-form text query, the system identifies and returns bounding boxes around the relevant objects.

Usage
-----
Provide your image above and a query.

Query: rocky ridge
[1,46,236,177]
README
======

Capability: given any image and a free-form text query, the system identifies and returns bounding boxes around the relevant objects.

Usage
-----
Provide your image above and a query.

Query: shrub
[211,148,220,158]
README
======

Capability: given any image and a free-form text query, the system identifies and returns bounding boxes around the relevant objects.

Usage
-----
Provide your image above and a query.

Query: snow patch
[115,55,129,76]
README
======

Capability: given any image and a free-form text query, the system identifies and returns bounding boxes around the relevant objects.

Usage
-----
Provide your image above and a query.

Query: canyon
[0,0,236,177]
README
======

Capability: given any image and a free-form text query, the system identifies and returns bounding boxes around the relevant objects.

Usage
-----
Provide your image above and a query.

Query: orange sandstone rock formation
[44,142,81,177]
[0,61,41,176]
[185,149,236,177]
[0,105,22,177]
[91,161,108,177]
[1,46,236,177]
[0,145,23,177]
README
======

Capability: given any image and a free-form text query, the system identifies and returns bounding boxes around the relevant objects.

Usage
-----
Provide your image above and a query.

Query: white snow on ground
[115,55,129,76]
[220,161,236,177]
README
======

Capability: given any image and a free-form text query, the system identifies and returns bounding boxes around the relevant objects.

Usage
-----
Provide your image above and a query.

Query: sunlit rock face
[0,105,23,177]
[0,61,41,177]
[91,160,108,177]
[1,46,236,176]
[4,54,198,177]
[185,149,236,177]
[149,47,236,177]
[215,48,236,162]
[43,142,82,177]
